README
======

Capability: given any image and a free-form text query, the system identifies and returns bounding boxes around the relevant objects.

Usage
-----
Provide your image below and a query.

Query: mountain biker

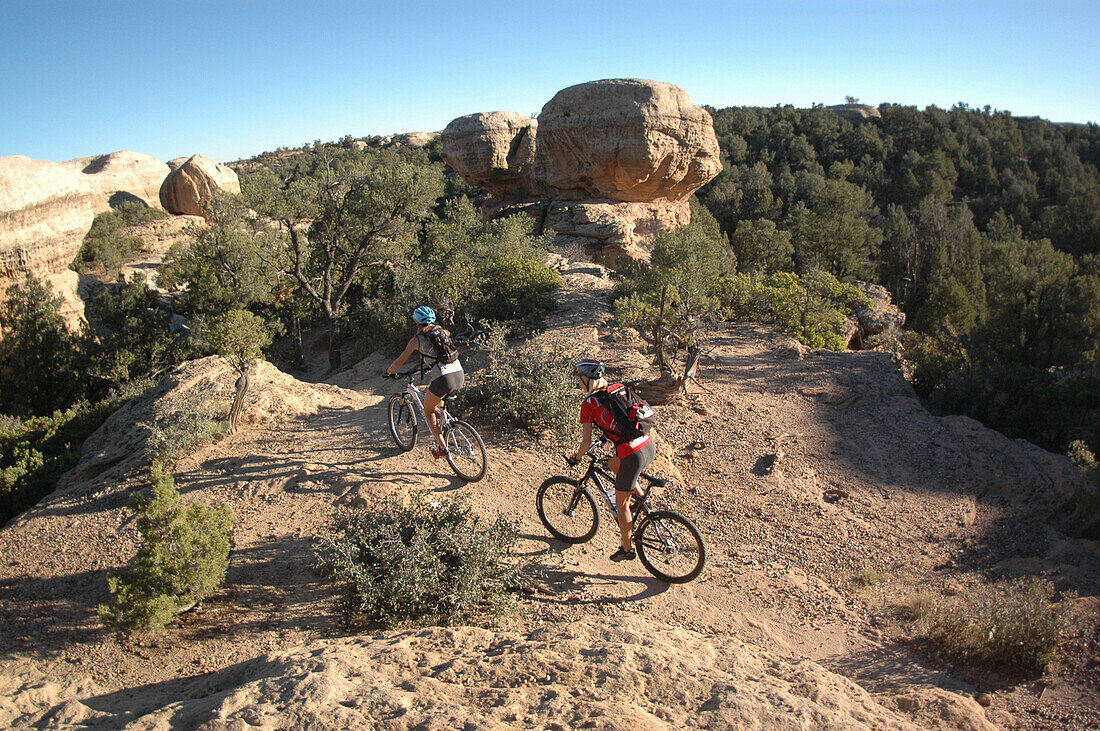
[383,306,464,458]
[569,359,655,562]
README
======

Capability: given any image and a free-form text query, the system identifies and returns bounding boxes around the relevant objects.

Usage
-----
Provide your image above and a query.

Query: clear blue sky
[2,0,1097,164]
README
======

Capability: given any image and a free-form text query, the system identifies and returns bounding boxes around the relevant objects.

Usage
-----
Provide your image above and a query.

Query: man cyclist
[569,359,656,561]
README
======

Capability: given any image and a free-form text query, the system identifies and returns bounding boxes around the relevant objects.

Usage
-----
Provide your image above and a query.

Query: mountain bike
[535,440,706,583]
[384,367,487,482]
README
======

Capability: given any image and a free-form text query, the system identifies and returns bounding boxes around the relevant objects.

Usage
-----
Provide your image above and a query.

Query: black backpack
[597,383,656,441]
[424,325,459,364]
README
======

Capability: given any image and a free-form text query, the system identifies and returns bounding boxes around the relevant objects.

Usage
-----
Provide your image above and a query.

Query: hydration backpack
[424,325,459,364]
[597,383,656,441]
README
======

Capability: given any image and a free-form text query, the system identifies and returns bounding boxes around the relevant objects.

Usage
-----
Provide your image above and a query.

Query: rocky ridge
[0,151,168,287]
[0,258,1096,729]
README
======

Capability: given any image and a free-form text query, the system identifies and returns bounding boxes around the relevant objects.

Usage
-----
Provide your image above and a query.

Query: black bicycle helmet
[574,359,605,380]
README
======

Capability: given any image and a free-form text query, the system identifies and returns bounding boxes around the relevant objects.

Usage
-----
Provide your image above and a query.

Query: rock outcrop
[846,281,907,349]
[59,150,169,208]
[441,79,721,265]
[826,103,882,123]
[159,154,241,219]
[0,151,169,296]
[532,79,722,202]
[442,111,538,199]
[1,620,926,729]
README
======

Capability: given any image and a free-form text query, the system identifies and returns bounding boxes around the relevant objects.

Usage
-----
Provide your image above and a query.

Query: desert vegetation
[98,461,234,633]
[314,493,522,628]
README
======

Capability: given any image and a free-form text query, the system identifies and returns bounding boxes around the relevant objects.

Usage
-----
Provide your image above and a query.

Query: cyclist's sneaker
[432,446,449,459]
[610,547,636,561]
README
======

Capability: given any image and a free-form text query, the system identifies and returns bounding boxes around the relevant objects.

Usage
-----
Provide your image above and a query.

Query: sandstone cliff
[0,151,170,318]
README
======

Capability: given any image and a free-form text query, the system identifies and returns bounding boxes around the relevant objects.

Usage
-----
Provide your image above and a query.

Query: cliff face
[0,151,170,287]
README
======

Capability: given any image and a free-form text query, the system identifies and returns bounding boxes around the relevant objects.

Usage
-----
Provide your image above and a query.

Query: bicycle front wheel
[635,510,706,583]
[536,476,599,544]
[443,420,487,482]
[388,395,417,451]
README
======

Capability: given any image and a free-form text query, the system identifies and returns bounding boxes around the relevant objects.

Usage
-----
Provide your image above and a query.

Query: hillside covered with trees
[696,103,1100,457]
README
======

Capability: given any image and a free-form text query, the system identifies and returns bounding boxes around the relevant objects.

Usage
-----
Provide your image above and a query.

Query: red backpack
[597,384,656,441]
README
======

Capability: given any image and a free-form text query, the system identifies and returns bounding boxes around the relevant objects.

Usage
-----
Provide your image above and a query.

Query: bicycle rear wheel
[388,395,417,451]
[536,476,599,544]
[635,510,706,583]
[443,420,487,482]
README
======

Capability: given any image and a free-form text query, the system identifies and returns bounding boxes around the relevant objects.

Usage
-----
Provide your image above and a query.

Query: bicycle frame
[575,442,658,521]
[395,367,456,437]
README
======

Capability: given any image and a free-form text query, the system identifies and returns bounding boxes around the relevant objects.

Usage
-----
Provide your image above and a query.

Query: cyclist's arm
[572,421,594,461]
[384,336,419,375]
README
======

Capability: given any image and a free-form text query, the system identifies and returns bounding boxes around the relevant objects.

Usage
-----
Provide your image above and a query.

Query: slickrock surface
[0,259,1096,729]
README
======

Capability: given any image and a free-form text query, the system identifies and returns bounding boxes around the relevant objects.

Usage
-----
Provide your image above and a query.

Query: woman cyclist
[384,306,464,458]
[569,359,655,561]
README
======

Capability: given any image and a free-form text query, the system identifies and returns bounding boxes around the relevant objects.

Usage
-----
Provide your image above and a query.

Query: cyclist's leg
[425,371,464,450]
[614,442,656,550]
[423,389,445,449]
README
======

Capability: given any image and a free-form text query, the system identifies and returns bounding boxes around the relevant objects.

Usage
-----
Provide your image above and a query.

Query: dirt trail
[0,258,1097,729]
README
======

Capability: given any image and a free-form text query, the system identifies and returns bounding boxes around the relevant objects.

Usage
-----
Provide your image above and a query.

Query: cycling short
[615,440,656,492]
[428,370,464,397]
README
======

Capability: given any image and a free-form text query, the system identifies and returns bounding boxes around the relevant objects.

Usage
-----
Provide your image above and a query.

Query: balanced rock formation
[0,151,170,300]
[441,79,721,265]
[442,111,538,200]
[533,79,722,202]
[159,154,241,219]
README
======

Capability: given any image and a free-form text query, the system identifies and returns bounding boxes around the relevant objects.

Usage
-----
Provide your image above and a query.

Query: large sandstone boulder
[440,79,722,263]
[532,78,722,202]
[441,111,538,200]
[159,154,241,218]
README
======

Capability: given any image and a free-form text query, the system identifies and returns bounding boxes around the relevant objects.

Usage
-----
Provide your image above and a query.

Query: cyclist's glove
[565,454,578,467]
[382,372,395,380]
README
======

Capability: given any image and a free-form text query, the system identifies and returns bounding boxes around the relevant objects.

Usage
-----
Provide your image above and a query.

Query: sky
[2,0,1098,164]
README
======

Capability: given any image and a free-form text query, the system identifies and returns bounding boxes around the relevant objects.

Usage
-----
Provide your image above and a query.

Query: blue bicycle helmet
[412,305,436,325]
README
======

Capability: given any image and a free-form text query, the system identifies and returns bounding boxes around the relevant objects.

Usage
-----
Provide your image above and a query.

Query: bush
[716,270,869,350]
[1,384,147,525]
[73,203,166,275]
[452,327,579,437]
[908,577,1074,675]
[314,493,521,628]
[99,462,234,633]
[145,404,228,465]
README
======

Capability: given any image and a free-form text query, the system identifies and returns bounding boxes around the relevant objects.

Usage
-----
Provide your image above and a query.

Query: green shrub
[145,407,227,465]
[143,380,229,465]
[1,384,148,525]
[73,202,166,275]
[909,577,1074,676]
[858,569,881,587]
[715,270,869,350]
[99,462,234,633]
[452,327,579,437]
[314,492,521,628]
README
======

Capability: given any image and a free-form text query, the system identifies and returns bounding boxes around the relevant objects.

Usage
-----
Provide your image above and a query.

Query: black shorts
[615,441,656,492]
[428,370,464,397]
